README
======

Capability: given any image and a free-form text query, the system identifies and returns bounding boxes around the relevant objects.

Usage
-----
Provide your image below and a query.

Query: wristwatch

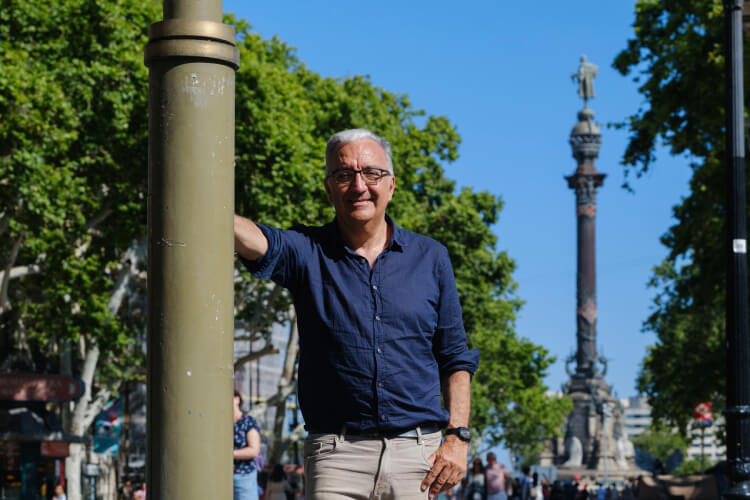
[444,427,471,442]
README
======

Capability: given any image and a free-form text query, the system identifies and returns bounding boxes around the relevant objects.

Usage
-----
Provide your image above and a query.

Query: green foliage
[632,423,690,464]
[0,0,160,382]
[673,457,714,476]
[613,0,739,430]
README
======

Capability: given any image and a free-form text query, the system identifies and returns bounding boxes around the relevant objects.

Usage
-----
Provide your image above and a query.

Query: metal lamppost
[724,0,750,498]
[144,0,239,498]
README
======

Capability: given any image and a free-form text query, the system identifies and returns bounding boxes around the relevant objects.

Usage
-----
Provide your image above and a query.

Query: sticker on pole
[733,239,747,254]
[693,402,712,427]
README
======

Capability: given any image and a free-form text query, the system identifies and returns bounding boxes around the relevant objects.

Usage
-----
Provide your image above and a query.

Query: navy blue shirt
[244,215,479,433]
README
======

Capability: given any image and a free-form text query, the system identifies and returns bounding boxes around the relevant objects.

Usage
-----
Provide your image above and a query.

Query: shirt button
[377,348,382,354]
[372,285,378,290]
[378,382,383,387]
[380,415,386,421]
[375,315,381,321]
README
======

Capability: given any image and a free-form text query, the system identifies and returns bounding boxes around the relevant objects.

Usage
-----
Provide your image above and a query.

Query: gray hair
[325,128,393,174]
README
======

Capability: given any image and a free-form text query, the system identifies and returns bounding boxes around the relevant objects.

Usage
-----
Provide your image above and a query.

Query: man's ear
[324,178,333,204]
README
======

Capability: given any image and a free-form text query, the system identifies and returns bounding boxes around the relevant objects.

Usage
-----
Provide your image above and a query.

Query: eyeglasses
[326,167,391,185]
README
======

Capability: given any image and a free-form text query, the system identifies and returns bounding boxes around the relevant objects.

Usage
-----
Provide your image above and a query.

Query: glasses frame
[326,167,392,185]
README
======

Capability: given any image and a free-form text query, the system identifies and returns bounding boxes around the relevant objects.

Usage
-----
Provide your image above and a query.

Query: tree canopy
[228,15,571,453]
[0,0,156,379]
[1,0,568,470]
[613,0,738,431]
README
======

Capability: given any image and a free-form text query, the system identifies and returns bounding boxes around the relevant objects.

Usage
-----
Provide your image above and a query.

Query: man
[519,467,532,500]
[234,128,479,499]
[485,452,510,500]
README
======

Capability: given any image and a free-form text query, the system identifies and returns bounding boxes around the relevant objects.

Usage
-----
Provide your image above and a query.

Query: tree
[674,457,716,475]
[632,423,690,465]
[612,0,741,431]
[227,15,571,456]
[0,0,160,497]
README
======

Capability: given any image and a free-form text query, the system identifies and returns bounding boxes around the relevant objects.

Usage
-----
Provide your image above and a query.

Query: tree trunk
[66,443,85,500]
[95,454,117,500]
[64,244,139,500]
[268,310,299,465]
[66,343,111,500]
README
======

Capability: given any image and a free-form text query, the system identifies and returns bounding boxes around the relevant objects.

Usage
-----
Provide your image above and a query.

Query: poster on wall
[94,399,122,456]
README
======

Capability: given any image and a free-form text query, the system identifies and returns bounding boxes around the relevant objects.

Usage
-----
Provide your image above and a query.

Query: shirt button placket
[372,256,388,427]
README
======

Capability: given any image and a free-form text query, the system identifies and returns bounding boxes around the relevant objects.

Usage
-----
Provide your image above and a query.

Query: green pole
[144,0,239,498]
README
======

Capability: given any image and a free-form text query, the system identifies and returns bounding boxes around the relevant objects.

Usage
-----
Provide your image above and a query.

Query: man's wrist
[444,426,471,443]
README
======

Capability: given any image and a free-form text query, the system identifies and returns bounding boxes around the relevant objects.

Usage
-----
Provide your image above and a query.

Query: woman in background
[466,457,487,500]
[233,390,261,500]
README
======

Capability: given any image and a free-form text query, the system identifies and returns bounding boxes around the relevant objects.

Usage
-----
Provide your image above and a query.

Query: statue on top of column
[572,55,598,105]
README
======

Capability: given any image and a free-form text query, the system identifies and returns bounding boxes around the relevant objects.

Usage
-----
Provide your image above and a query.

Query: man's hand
[421,436,468,499]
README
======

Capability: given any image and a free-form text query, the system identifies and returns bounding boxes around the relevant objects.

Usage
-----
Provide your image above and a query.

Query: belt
[308,425,442,439]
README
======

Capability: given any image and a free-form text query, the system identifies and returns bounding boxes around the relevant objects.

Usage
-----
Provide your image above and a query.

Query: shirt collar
[326,214,409,252]
[385,214,408,251]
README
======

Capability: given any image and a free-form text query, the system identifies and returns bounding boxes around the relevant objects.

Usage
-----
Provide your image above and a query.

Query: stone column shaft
[568,171,604,376]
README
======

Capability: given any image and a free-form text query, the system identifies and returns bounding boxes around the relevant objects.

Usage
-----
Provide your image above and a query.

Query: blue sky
[224,0,693,445]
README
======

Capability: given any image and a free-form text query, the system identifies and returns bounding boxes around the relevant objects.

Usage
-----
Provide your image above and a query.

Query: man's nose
[350,171,368,191]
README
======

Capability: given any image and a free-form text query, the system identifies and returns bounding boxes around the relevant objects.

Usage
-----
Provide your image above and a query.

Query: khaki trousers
[304,430,442,500]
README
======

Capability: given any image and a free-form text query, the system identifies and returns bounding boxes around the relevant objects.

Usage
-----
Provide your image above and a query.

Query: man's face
[325,139,395,227]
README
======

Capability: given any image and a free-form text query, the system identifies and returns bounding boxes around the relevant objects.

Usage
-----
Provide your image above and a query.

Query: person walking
[233,391,261,500]
[52,485,67,500]
[484,452,510,500]
[466,458,487,500]
[265,464,292,500]
[235,128,479,499]
[518,467,532,500]
[132,483,145,500]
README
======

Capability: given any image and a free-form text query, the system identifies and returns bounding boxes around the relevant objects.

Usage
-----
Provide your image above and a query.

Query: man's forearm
[234,214,269,261]
[443,370,471,428]
[421,370,472,497]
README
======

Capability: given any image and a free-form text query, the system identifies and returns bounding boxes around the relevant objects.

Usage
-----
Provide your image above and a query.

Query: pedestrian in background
[265,464,292,500]
[466,457,487,500]
[132,483,145,500]
[233,390,261,500]
[52,484,67,500]
[120,479,133,500]
[485,452,510,500]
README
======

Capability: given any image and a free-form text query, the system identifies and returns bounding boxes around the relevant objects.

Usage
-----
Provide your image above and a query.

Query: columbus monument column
[567,55,606,382]
[544,57,641,481]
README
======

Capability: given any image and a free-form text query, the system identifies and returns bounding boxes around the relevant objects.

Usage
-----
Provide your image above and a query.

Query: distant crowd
[441,456,640,500]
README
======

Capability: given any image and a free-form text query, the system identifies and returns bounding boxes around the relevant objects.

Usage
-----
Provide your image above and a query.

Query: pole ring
[149,19,237,44]
[144,20,240,69]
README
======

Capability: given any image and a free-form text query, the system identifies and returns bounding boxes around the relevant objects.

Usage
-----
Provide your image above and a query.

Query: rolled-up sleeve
[433,247,480,376]
[239,224,291,285]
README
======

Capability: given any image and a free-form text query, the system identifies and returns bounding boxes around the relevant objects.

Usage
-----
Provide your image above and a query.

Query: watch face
[458,428,471,441]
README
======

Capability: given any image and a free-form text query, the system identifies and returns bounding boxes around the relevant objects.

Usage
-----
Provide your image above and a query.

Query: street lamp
[723,1,750,498]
